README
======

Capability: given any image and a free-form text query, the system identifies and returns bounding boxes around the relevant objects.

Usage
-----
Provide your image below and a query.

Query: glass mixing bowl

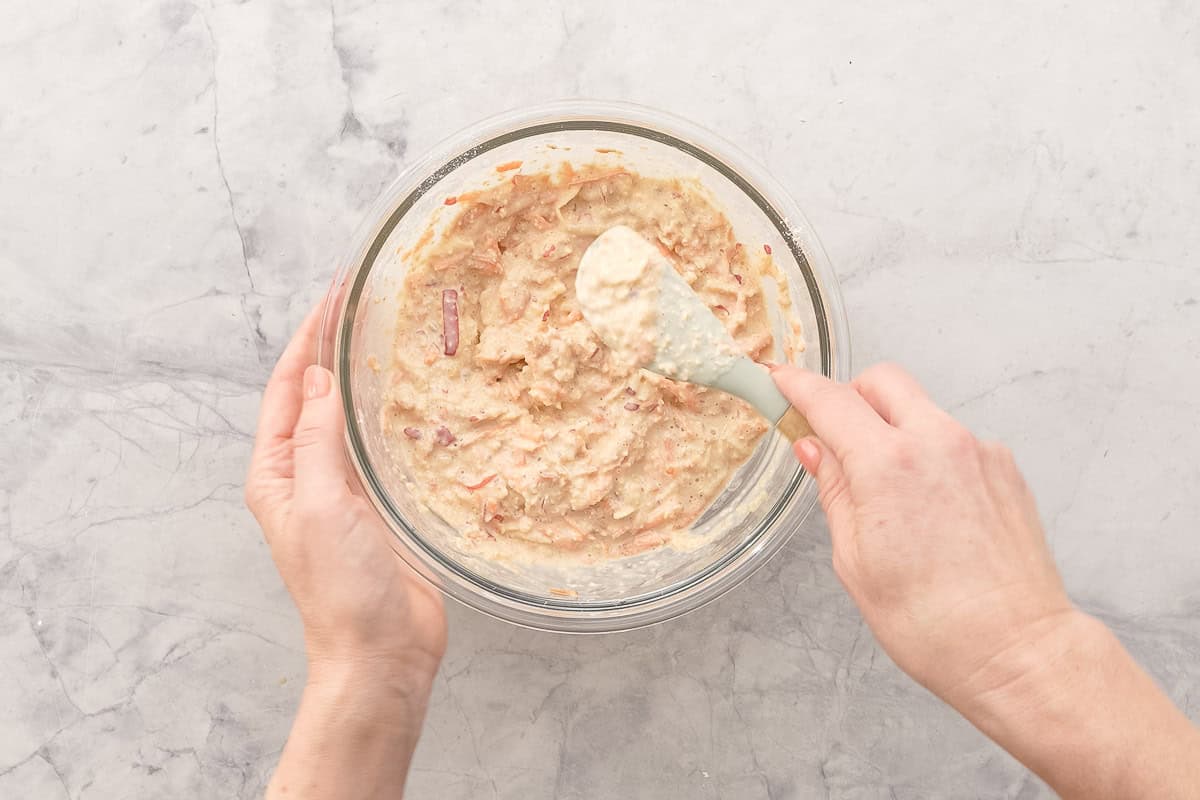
[318,101,850,633]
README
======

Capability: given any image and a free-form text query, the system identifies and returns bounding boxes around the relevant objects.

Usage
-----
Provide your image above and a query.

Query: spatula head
[576,225,790,425]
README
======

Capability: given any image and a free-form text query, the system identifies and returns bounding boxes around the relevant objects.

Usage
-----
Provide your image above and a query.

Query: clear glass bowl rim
[319,99,852,633]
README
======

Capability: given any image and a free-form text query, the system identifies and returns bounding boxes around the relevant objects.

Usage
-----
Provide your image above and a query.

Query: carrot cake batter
[383,163,788,559]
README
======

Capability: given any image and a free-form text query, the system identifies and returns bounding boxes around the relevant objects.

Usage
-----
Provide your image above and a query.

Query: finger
[771,365,893,460]
[794,436,855,543]
[250,299,327,467]
[292,365,353,503]
[851,362,935,428]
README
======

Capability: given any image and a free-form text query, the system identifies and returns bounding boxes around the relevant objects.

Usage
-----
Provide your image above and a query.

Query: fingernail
[304,365,331,399]
[795,438,821,470]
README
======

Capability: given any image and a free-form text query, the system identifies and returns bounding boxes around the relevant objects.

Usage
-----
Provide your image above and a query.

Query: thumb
[794,436,854,538]
[292,365,351,501]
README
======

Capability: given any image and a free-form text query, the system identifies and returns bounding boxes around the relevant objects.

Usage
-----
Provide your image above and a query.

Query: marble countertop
[3,1,1198,797]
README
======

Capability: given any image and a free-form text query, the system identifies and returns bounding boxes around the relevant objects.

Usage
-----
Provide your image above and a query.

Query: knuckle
[940,419,978,456]
[982,439,1012,460]
[811,382,848,405]
[882,434,919,470]
[291,423,323,453]
[805,382,857,419]
[854,361,904,390]
[819,473,852,510]
[859,361,897,383]
[982,440,1019,472]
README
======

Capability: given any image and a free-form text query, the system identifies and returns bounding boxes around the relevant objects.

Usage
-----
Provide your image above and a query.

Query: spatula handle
[776,406,813,442]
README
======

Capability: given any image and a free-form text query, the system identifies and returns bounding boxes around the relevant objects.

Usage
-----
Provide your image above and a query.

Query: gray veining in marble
[2,1,1198,797]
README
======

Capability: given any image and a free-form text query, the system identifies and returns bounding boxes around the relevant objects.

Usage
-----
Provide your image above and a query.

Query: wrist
[944,609,1200,799]
[305,633,444,690]
[268,652,439,799]
[304,654,439,728]
[945,607,1102,723]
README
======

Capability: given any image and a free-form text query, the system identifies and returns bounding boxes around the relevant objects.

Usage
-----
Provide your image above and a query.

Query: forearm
[267,662,437,799]
[951,610,1200,799]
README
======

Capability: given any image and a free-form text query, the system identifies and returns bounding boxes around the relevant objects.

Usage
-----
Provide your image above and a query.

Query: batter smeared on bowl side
[383,163,796,559]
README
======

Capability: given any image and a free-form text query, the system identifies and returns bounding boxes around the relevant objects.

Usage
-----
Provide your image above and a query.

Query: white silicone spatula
[576,225,811,442]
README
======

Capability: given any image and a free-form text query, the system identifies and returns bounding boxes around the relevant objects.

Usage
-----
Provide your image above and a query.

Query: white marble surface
[3,1,1199,797]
